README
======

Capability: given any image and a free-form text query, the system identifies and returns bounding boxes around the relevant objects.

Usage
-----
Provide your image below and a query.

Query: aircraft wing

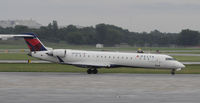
[67,62,111,68]
[0,34,33,40]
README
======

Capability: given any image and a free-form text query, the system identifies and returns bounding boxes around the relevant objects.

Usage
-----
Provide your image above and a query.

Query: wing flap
[67,62,111,67]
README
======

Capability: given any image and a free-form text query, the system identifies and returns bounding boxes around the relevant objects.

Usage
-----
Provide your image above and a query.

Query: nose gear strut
[171,69,176,75]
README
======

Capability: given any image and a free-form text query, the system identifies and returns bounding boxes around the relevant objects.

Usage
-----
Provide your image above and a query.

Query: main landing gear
[171,69,176,75]
[87,68,98,74]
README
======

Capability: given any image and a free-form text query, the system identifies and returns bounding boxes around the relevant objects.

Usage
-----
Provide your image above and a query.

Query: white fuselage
[0,34,185,73]
[31,49,185,70]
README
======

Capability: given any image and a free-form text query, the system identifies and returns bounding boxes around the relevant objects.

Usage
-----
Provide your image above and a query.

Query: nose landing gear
[87,68,98,74]
[171,69,176,75]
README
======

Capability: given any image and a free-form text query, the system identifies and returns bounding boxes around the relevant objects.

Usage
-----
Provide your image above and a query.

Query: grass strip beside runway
[0,63,199,74]
[0,53,36,60]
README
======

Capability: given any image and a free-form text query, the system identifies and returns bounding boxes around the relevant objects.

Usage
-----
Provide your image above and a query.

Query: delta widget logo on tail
[24,33,47,51]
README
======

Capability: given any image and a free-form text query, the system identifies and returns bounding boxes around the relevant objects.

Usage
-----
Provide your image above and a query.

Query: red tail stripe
[25,38,40,46]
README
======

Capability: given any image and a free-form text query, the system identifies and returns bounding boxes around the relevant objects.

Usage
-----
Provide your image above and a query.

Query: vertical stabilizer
[23,33,47,51]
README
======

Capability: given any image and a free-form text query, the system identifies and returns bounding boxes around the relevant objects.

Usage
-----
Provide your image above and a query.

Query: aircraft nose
[179,62,185,68]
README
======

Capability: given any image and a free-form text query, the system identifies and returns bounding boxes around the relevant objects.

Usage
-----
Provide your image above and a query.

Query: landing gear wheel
[93,69,98,74]
[87,69,92,74]
[171,69,175,75]
[87,68,98,74]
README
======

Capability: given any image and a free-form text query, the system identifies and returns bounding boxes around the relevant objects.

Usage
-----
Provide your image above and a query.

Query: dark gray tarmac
[2,49,200,56]
[168,54,200,56]
[0,72,200,103]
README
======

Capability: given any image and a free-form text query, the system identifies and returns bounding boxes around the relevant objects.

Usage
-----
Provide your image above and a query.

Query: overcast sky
[0,0,200,32]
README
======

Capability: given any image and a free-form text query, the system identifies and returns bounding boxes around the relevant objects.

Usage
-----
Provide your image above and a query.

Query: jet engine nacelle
[48,49,66,57]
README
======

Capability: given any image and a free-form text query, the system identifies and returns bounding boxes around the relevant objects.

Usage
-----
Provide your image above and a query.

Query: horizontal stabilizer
[0,33,47,51]
[0,34,33,40]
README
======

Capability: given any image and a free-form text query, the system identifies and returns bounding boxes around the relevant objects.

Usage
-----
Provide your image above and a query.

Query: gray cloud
[0,0,200,32]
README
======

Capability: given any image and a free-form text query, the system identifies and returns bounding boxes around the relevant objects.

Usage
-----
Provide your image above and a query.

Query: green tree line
[0,21,200,47]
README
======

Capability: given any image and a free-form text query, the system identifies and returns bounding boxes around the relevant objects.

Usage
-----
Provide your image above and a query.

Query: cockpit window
[165,58,176,60]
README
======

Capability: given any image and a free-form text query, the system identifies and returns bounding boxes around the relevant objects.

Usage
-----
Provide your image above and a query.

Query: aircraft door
[155,58,160,67]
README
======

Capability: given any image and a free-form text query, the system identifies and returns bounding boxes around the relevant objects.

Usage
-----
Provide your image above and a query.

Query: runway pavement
[0,72,200,103]
[1,49,200,56]
[168,54,200,56]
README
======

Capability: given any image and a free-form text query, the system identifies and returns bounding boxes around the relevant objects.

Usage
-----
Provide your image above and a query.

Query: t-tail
[23,33,47,51]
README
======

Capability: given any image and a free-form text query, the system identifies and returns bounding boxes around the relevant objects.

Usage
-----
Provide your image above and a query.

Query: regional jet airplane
[0,33,185,75]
